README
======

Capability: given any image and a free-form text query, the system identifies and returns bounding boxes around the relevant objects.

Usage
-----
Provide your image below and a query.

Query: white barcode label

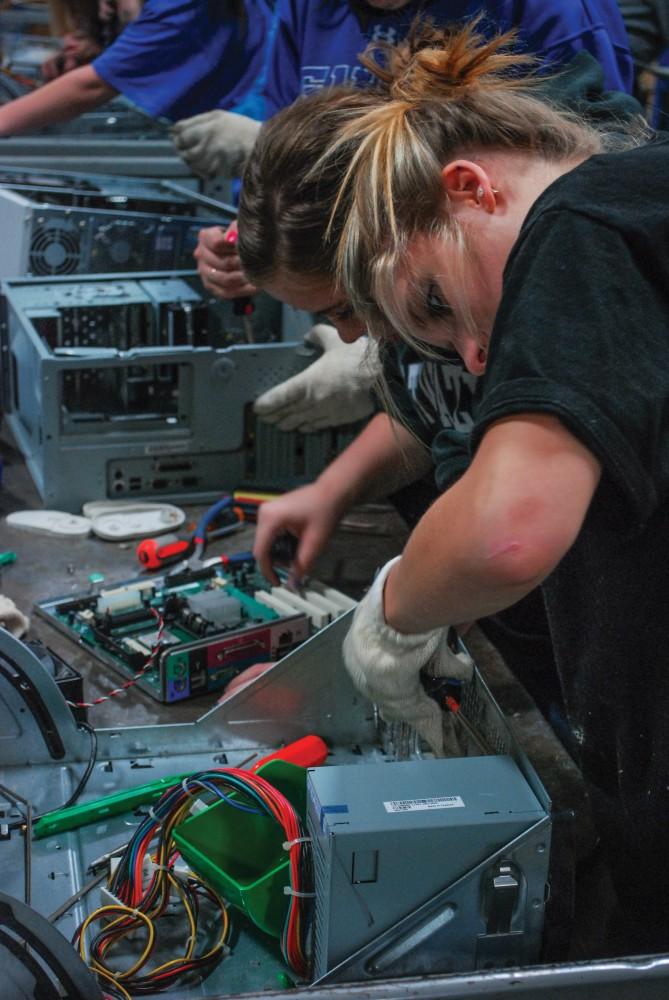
[383,795,464,814]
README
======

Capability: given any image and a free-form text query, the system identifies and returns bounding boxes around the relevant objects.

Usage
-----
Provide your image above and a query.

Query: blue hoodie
[264,0,633,117]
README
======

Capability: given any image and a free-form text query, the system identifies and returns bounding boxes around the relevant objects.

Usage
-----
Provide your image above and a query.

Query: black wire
[60,723,98,811]
[7,723,98,832]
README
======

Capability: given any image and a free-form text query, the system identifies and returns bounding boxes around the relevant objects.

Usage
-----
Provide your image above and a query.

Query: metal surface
[0,137,193,177]
[0,609,667,996]
[0,616,551,992]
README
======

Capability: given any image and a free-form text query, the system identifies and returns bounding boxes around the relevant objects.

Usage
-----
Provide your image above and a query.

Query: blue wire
[188,775,264,815]
[194,496,234,544]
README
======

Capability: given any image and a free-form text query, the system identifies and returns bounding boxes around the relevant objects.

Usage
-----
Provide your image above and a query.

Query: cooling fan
[89,219,154,271]
[29,221,82,276]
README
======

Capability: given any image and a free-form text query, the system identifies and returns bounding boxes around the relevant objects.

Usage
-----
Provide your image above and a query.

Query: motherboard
[35,556,355,703]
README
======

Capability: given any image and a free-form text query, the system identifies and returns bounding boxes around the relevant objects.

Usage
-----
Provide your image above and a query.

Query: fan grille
[29,224,81,275]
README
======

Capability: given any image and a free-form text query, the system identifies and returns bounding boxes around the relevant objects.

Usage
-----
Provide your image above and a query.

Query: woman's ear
[441,160,496,212]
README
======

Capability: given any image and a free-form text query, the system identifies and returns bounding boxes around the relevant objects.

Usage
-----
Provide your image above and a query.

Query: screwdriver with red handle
[224,227,255,343]
[136,496,243,571]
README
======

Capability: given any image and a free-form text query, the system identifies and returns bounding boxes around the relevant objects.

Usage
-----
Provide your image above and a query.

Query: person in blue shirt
[177,0,633,180]
[264,0,633,117]
[0,0,272,136]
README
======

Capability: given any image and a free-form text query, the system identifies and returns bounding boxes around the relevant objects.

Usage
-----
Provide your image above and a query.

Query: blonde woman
[302,23,665,953]
[235,30,640,733]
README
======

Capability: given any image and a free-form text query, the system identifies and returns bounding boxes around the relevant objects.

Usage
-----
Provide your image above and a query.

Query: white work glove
[253,325,380,432]
[0,596,30,638]
[171,110,261,178]
[343,558,473,756]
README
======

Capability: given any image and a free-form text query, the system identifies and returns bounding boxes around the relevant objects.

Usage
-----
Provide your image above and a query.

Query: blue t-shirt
[264,0,633,117]
[93,0,273,122]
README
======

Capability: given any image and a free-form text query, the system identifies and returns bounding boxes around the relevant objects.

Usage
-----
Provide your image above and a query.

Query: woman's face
[391,229,505,374]
[262,271,366,344]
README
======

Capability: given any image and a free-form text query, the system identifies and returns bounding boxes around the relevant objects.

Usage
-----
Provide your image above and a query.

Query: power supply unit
[307,756,549,981]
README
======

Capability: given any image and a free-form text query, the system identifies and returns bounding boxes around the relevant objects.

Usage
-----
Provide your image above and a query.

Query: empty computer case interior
[0,616,552,995]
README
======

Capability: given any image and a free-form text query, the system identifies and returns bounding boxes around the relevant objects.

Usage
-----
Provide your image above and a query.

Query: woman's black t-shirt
[474,136,669,525]
[472,137,669,942]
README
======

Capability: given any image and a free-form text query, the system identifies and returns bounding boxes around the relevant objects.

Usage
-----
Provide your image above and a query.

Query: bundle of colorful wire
[73,767,311,997]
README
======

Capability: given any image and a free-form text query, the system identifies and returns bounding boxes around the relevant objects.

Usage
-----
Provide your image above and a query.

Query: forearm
[383,416,601,634]
[0,66,117,135]
[384,473,542,634]
[316,412,433,512]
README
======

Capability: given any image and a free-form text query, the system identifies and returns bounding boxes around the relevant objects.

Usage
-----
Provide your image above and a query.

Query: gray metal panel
[0,139,194,177]
[0,185,31,275]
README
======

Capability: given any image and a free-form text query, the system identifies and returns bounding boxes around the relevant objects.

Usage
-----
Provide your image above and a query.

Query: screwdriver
[224,228,255,343]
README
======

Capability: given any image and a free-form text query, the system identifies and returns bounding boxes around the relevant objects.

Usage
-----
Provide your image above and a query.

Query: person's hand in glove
[194,222,258,300]
[0,596,30,638]
[253,324,381,432]
[171,110,261,178]
[343,557,473,756]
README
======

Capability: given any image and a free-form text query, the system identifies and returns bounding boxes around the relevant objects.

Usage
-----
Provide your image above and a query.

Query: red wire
[67,609,165,709]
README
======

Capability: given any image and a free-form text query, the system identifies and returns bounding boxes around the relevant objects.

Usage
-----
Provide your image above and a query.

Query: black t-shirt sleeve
[473,208,669,524]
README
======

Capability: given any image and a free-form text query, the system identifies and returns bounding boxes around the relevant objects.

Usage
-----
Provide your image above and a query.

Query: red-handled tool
[251,735,329,772]
[224,227,255,343]
[136,534,192,571]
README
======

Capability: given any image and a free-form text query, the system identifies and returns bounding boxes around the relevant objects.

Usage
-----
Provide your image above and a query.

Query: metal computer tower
[0,95,191,177]
[0,616,561,996]
[0,272,360,510]
[0,171,231,277]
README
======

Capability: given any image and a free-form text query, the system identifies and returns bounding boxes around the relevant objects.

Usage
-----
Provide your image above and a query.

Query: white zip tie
[147,805,162,826]
[283,886,316,897]
[282,836,311,851]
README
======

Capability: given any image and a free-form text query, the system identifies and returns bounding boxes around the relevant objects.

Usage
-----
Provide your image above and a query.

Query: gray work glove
[253,325,380,432]
[0,596,30,638]
[171,110,261,178]
[343,557,473,756]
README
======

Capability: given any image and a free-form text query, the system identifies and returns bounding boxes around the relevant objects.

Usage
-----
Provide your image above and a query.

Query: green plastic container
[173,760,307,938]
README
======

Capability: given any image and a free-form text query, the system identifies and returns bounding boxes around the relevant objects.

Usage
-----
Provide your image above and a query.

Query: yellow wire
[144,873,197,974]
[91,965,133,1000]
[144,876,231,977]
[78,784,235,994]
[78,904,155,979]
